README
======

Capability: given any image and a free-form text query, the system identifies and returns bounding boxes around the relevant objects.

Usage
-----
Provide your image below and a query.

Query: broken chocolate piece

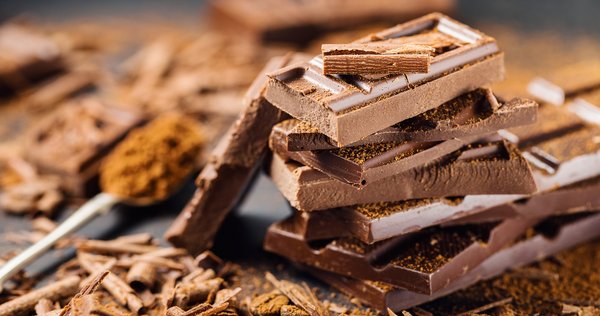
[207,0,456,44]
[270,130,466,186]
[24,97,144,196]
[566,87,600,126]
[308,212,600,311]
[527,61,600,105]
[267,140,536,211]
[264,13,504,146]
[0,24,64,94]
[290,195,521,243]
[322,43,433,75]
[275,89,537,151]
[265,216,535,295]
[165,53,309,255]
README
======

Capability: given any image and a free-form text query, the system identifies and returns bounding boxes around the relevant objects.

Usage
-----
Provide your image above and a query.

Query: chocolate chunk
[290,195,520,244]
[207,0,455,44]
[270,132,466,186]
[165,53,309,255]
[0,24,64,94]
[566,87,600,126]
[265,216,535,295]
[24,97,144,196]
[527,61,600,105]
[267,140,536,211]
[264,13,504,146]
[322,43,433,75]
[307,212,600,311]
[276,89,537,151]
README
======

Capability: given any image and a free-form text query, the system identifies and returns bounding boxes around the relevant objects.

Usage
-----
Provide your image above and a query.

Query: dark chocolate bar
[290,194,521,243]
[265,215,535,295]
[502,104,600,191]
[270,130,467,186]
[527,61,600,105]
[208,0,455,44]
[321,43,432,75]
[274,89,537,151]
[25,98,143,196]
[267,140,536,211]
[164,54,309,255]
[0,24,64,94]
[308,212,600,311]
[264,13,504,146]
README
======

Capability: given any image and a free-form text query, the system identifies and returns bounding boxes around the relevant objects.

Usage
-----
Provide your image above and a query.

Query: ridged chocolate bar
[264,13,504,146]
[265,215,535,295]
[267,140,536,211]
[273,89,537,151]
[308,212,600,311]
[164,54,308,255]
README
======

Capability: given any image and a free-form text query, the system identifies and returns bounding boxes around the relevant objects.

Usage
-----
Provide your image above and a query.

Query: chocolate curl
[77,253,144,313]
[166,302,229,316]
[112,233,155,245]
[59,267,112,316]
[266,272,329,316]
[172,278,223,308]
[76,239,158,254]
[126,261,157,290]
[0,275,81,316]
[34,298,58,315]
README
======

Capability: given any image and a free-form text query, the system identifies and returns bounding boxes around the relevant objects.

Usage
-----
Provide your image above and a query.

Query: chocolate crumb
[250,291,289,316]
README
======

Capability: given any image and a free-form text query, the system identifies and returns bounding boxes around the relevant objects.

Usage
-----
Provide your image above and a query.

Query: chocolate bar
[208,0,455,44]
[273,89,537,151]
[267,140,536,211]
[527,61,600,105]
[290,195,521,243]
[165,54,308,255]
[270,130,467,186]
[265,215,535,295]
[503,104,600,191]
[308,212,600,311]
[321,43,433,75]
[0,24,64,94]
[565,87,600,126]
[24,98,143,196]
[264,13,504,146]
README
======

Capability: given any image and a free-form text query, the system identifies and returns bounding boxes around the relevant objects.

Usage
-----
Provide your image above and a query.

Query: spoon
[0,114,203,291]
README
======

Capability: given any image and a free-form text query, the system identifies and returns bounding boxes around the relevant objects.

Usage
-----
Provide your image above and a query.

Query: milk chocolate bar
[274,89,536,151]
[291,195,521,243]
[264,13,504,146]
[165,54,308,255]
[267,140,536,211]
[208,0,455,44]
[270,130,467,186]
[0,24,64,94]
[503,104,600,192]
[265,215,535,295]
[308,212,600,311]
[321,43,432,75]
[25,98,143,196]
[527,61,600,105]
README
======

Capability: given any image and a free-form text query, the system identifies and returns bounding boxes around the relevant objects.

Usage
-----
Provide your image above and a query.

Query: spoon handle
[0,193,119,291]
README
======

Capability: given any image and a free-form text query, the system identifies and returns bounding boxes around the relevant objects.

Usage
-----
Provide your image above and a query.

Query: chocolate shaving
[455,298,513,316]
[265,272,329,316]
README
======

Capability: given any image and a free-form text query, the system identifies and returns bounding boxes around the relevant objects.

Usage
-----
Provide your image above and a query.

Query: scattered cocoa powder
[99,114,204,202]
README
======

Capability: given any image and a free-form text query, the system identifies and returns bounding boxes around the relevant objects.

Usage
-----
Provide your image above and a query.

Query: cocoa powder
[99,114,203,201]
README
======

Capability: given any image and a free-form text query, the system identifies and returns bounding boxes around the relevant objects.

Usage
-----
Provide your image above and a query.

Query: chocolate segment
[321,43,433,75]
[165,54,308,255]
[264,13,504,146]
[25,98,143,196]
[527,61,600,105]
[270,130,466,186]
[208,0,455,44]
[275,89,537,151]
[290,195,521,243]
[267,140,536,211]
[265,215,534,295]
[308,212,600,311]
[0,24,64,94]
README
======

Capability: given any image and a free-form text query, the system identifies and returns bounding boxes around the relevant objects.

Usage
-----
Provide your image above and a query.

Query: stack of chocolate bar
[259,14,600,311]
